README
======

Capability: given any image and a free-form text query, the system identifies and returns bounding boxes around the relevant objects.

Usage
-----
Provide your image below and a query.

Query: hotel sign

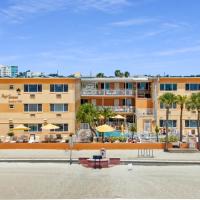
[1,94,22,103]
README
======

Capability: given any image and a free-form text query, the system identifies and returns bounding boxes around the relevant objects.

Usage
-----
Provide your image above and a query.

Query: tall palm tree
[186,93,200,150]
[99,107,114,124]
[76,103,99,141]
[176,95,187,142]
[159,92,177,151]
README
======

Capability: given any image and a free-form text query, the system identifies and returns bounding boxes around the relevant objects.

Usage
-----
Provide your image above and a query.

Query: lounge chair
[5,136,11,143]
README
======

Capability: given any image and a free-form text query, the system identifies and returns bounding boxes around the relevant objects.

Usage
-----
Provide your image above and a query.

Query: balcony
[97,106,135,113]
[137,90,151,98]
[81,89,135,96]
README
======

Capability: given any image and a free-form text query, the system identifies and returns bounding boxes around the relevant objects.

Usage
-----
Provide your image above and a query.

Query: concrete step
[168,148,199,153]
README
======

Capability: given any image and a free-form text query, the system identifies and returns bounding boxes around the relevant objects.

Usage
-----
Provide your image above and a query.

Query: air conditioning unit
[56,94,62,98]
[56,114,62,117]
[192,111,196,114]
[30,94,35,99]
[30,114,35,117]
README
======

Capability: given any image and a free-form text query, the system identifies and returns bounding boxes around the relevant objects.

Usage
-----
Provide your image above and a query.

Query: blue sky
[0,0,200,76]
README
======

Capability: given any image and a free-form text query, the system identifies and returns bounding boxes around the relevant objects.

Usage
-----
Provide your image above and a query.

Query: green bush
[7,131,14,137]
[160,135,178,142]
[109,136,126,143]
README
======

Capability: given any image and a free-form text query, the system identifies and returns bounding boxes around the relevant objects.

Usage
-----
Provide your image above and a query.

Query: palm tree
[124,71,130,77]
[176,95,187,142]
[96,73,104,78]
[115,70,123,77]
[186,93,200,150]
[159,92,177,151]
[99,107,114,124]
[76,103,99,141]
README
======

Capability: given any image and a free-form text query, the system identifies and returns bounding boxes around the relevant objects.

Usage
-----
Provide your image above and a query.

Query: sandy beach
[0,162,200,199]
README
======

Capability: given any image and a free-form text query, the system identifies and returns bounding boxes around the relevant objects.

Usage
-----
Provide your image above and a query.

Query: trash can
[100,148,106,158]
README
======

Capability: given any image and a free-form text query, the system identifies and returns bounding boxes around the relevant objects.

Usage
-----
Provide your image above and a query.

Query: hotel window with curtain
[24,124,42,132]
[50,84,68,92]
[160,84,177,91]
[24,84,42,92]
[159,120,177,128]
[185,120,197,128]
[185,84,200,91]
[50,104,68,112]
[24,104,42,112]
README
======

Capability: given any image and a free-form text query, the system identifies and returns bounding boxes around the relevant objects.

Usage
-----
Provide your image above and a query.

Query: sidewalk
[0,149,200,163]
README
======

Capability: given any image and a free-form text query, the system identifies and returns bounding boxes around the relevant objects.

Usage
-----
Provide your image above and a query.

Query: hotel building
[0,78,80,138]
[0,76,200,138]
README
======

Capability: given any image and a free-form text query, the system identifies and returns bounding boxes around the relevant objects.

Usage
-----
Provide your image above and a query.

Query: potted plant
[7,131,14,140]
[129,124,137,140]
[155,125,160,142]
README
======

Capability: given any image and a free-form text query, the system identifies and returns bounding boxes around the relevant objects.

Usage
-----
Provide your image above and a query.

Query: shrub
[160,135,178,142]
[7,131,14,137]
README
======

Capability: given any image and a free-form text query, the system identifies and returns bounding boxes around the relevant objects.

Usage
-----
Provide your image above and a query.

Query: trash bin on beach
[100,148,106,158]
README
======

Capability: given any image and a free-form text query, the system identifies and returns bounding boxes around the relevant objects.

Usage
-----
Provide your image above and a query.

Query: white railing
[97,106,135,113]
[81,89,135,96]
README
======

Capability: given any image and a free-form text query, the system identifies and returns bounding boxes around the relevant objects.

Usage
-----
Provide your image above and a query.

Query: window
[50,104,68,112]
[24,104,42,112]
[81,99,88,104]
[101,83,104,89]
[138,82,149,90]
[105,83,110,90]
[160,103,176,109]
[160,84,177,91]
[24,124,42,132]
[185,120,197,128]
[50,124,68,132]
[50,84,68,92]
[185,84,200,91]
[159,120,177,127]
[126,83,133,89]
[9,85,14,90]
[24,84,42,92]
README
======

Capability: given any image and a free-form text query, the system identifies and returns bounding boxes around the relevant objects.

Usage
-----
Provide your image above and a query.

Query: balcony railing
[81,89,135,96]
[97,106,135,113]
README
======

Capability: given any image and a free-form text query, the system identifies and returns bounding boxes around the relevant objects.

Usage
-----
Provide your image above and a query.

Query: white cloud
[0,0,131,23]
[111,18,156,27]
[155,45,200,56]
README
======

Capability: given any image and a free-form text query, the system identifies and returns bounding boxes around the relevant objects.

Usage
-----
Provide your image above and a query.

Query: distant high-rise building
[0,65,18,77]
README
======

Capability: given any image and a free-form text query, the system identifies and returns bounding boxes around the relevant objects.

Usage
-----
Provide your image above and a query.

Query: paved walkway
[0,149,200,161]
